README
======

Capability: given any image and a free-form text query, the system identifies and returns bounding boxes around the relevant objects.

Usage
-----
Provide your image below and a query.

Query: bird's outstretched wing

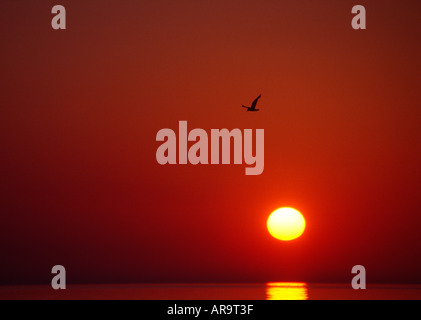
[250,94,261,110]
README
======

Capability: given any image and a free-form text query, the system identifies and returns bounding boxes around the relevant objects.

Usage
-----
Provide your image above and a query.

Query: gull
[242,94,261,112]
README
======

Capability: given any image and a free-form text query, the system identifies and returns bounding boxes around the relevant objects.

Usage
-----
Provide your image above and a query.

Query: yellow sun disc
[267,207,306,241]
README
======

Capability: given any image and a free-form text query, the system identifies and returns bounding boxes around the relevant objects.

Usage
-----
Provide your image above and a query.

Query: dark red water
[1,283,420,300]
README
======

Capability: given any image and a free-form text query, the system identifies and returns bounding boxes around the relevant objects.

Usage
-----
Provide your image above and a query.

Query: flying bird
[242,94,261,111]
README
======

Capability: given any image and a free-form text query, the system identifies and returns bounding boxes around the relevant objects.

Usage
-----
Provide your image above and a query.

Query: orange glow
[267,208,306,241]
[266,282,308,300]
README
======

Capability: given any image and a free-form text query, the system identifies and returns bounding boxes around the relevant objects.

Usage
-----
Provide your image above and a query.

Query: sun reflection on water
[266,282,308,300]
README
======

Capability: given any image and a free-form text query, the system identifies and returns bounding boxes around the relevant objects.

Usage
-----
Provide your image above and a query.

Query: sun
[267,207,306,241]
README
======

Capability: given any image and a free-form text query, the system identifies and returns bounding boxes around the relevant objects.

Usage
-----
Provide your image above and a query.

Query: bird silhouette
[242,94,261,111]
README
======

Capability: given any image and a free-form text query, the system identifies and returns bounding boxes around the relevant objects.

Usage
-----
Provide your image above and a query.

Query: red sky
[0,0,420,285]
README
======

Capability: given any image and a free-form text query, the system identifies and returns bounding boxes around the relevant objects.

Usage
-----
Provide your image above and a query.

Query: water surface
[1,283,420,300]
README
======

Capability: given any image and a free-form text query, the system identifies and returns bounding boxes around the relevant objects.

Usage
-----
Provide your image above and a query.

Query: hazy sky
[0,0,420,284]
